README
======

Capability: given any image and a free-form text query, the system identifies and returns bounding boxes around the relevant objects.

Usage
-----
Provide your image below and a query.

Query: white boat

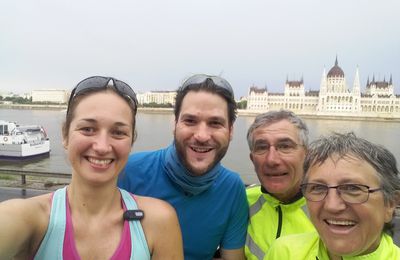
[0,120,50,160]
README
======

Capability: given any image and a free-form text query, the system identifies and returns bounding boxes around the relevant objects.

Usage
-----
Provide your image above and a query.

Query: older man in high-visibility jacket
[245,110,315,260]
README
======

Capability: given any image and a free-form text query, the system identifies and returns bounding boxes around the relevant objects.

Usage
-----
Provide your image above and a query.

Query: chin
[325,239,362,257]
[189,167,208,176]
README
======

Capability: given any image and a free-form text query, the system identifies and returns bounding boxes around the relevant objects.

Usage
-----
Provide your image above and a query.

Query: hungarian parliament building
[247,58,400,118]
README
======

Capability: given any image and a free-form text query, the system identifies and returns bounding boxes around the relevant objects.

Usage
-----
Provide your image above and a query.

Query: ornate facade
[247,58,400,118]
[137,90,176,106]
[31,89,69,104]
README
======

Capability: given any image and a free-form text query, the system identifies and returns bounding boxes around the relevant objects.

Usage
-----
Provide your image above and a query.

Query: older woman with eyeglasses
[0,76,183,260]
[265,132,400,260]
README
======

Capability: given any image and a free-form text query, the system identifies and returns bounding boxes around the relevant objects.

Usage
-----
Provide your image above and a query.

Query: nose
[323,188,347,212]
[264,146,281,166]
[92,132,112,154]
[194,123,211,142]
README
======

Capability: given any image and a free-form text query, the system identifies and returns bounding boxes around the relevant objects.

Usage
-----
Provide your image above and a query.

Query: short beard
[173,138,229,176]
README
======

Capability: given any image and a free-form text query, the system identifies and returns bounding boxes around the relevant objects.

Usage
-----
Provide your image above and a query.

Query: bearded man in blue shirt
[118,74,249,260]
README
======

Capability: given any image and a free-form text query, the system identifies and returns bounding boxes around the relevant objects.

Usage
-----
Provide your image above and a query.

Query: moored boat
[0,120,50,160]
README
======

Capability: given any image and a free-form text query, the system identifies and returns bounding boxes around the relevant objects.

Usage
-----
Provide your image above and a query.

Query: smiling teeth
[191,147,212,153]
[326,219,356,226]
[88,157,112,165]
[267,173,286,176]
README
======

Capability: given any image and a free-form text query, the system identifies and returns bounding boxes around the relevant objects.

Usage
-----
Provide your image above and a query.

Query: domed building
[327,57,345,77]
[317,57,361,114]
[246,56,400,118]
[326,56,346,93]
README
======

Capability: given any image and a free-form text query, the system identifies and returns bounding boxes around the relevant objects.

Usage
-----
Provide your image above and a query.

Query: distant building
[247,57,400,118]
[31,89,69,103]
[137,91,176,106]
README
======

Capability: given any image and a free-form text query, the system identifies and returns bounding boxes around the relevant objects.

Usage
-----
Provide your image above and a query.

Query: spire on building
[353,66,361,95]
[335,55,338,66]
[390,74,393,85]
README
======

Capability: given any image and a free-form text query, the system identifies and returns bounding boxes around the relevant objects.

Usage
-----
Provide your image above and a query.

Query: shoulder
[380,233,400,256]
[0,193,52,258]
[127,149,160,163]
[125,149,165,171]
[121,149,165,183]
[246,185,263,204]
[273,232,319,252]
[266,232,319,259]
[1,193,52,220]
[134,195,181,252]
[218,166,246,188]
[135,195,178,223]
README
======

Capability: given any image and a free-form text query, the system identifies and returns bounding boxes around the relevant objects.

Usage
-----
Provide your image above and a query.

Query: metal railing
[0,168,70,185]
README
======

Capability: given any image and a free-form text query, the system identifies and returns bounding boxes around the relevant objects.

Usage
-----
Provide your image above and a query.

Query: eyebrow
[255,137,296,143]
[308,176,365,184]
[180,113,227,123]
[76,118,130,127]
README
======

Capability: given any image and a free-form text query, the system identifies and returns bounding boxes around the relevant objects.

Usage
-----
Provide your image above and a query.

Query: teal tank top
[34,187,150,259]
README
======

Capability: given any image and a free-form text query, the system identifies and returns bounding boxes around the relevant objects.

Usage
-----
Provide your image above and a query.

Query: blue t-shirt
[118,147,249,260]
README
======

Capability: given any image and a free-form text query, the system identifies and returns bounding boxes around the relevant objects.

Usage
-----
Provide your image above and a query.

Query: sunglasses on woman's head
[67,76,137,114]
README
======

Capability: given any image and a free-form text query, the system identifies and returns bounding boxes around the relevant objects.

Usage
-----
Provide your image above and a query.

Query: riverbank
[0,172,69,191]
[2,104,400,122]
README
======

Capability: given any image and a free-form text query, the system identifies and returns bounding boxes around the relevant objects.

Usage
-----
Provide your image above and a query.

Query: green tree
[237,100,247,109]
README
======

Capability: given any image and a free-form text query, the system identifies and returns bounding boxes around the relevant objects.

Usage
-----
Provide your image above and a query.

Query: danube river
[1,108,400,184]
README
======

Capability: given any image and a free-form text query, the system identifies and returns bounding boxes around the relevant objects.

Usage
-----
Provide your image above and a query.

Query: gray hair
[246,110,309,151]
[304,132,400,235]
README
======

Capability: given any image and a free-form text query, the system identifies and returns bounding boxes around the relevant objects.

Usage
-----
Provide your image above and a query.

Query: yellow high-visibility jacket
[265,232,400,260]
[245,185,315,260]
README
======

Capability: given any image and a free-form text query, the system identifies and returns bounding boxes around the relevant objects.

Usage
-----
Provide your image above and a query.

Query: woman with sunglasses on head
[0,76,183,260]
[265,132,400,260]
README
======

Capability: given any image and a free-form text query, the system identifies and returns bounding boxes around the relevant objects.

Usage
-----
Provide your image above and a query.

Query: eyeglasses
[67,76,138,114]
[180,74,234,97]
[252,140,303,155]
[301,183,382,204]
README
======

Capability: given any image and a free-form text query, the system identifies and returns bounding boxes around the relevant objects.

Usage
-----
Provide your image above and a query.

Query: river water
[1,108,399,184]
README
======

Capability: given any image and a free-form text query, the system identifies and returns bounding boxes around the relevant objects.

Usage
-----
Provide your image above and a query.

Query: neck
[328,252,342,260]
[261,186,303,204]
[67,178,121,216]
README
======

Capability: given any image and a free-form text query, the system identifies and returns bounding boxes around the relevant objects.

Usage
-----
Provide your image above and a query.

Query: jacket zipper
[275,205,282,239]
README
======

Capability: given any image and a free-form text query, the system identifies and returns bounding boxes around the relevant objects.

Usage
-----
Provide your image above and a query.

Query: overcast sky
[1,0,399,98]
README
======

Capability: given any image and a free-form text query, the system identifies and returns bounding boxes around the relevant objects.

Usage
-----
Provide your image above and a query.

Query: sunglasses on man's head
[67,76,138,114]
[180,74,234,97]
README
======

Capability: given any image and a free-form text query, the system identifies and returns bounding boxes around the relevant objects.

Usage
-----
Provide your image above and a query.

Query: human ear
[384,191,400,222]
[62,139,68,150]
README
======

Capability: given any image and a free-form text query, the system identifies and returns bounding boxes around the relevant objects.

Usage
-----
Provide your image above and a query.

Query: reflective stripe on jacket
[245,185,315,260]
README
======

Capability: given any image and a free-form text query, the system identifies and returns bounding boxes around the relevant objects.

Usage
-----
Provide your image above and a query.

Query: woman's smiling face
[306,155,396,258]
[64,91,134,185]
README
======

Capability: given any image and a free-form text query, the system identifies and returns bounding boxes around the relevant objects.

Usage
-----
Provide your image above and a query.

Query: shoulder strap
[34,187,67,260]
[119,188,151,260]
